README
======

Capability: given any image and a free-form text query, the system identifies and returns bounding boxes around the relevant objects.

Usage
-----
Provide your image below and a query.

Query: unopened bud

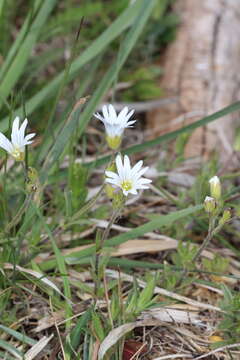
[105,162,117,199]
[219,209,231,226]
[209,176,221,200]
[204,196,216,213]
[112,190,125,209]
[26,167,39,193]
[105,184,115,199]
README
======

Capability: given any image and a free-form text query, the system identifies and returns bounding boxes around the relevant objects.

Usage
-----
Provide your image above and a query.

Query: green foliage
[203,254,229,274]
[160,264,182,291]
[68,163,88,212]
[218,285,240,344]
[122,65,163,101]
[172,241,198,271]
[0,0,239,358]
[126,274,159,319]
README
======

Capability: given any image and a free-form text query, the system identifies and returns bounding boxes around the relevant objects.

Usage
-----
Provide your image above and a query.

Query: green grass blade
[0,0,4,17]
[0,325,36,346]
[40,0,155,176]
[85,101,240,168]
[41,98,86,178]
[0,0,41,82]
[39,204,202,271]
[77,0,156,137]
[0,0,145,131]
[0,339,23,359]
[0,0,57,106]
[29,203,72,323]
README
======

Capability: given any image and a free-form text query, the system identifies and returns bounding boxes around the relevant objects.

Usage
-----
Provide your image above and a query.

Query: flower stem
[176,216,216,288]
[94,207,121,297]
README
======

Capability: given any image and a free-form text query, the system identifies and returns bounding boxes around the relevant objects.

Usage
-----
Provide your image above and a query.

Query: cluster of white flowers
[0,116,35,161]
[0,105,151,198]
[96,104,151,198]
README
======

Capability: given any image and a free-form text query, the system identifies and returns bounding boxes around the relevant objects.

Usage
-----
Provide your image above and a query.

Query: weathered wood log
[148,0,240,160]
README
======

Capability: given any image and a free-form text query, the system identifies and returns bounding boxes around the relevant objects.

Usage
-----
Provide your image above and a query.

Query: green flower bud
[204,196,216,213]
[105,184,115,199]
[219,209,231,226]
[105,162,117,199]
[112,190,125,209]
[209,176,221,200]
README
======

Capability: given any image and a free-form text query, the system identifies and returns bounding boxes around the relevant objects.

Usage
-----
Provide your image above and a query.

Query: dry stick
[194,342,240,360]
[94,207,122,297]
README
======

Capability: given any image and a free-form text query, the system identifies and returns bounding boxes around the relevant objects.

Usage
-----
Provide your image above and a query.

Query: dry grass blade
[24,334,54,360]
[3,263,72,304]
[153,355,192,360]
[142,305,201,325]
[98,320,160,360]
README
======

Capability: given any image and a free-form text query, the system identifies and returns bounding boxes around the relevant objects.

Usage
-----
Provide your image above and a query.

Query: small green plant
[202,254,229,275]
[218,285,240,344]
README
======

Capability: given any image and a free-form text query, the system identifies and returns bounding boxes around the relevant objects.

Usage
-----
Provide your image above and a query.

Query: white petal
[19,118,28,143]
[136,184,149,189]
[125,109,135,121]
[108,104,117,123]
[11,116,20,146]
[123,155,131,178]
[24,133,35,143]
[105,123,122,137]
[125,120,136,128]
[123,190,129,196]
[105,171,119,179]
[137,178,152,185]
[94,112,104,122]
[135,166,148,179]
[131,160,143,176]
[116,154,124,179]
[102,105,109,121]
[106,178,121,187]
[118,107,129,123]
[129,188,138,195]
[0,133,14,153]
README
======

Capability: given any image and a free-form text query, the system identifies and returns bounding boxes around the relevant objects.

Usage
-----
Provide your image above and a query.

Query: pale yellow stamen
[121,180,133,191]
[12,148,24,161]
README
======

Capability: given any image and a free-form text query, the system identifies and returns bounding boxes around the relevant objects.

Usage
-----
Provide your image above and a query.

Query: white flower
[105,154,152,196]
[0,116,35,161]
[94,104,136,149]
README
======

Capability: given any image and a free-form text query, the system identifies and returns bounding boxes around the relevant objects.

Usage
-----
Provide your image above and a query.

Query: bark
[148,0,240,160]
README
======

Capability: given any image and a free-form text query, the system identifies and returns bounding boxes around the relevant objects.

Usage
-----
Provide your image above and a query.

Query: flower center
[12,148,24,161]
[121,180,132,191]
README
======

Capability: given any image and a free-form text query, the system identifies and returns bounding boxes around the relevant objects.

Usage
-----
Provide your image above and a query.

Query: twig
[97,98,178,113]
[194,342,240,359]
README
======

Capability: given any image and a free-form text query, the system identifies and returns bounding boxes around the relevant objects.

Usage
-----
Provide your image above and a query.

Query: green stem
[5,194,32,233]
[94,207,121,297]
[176,216,216,287]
